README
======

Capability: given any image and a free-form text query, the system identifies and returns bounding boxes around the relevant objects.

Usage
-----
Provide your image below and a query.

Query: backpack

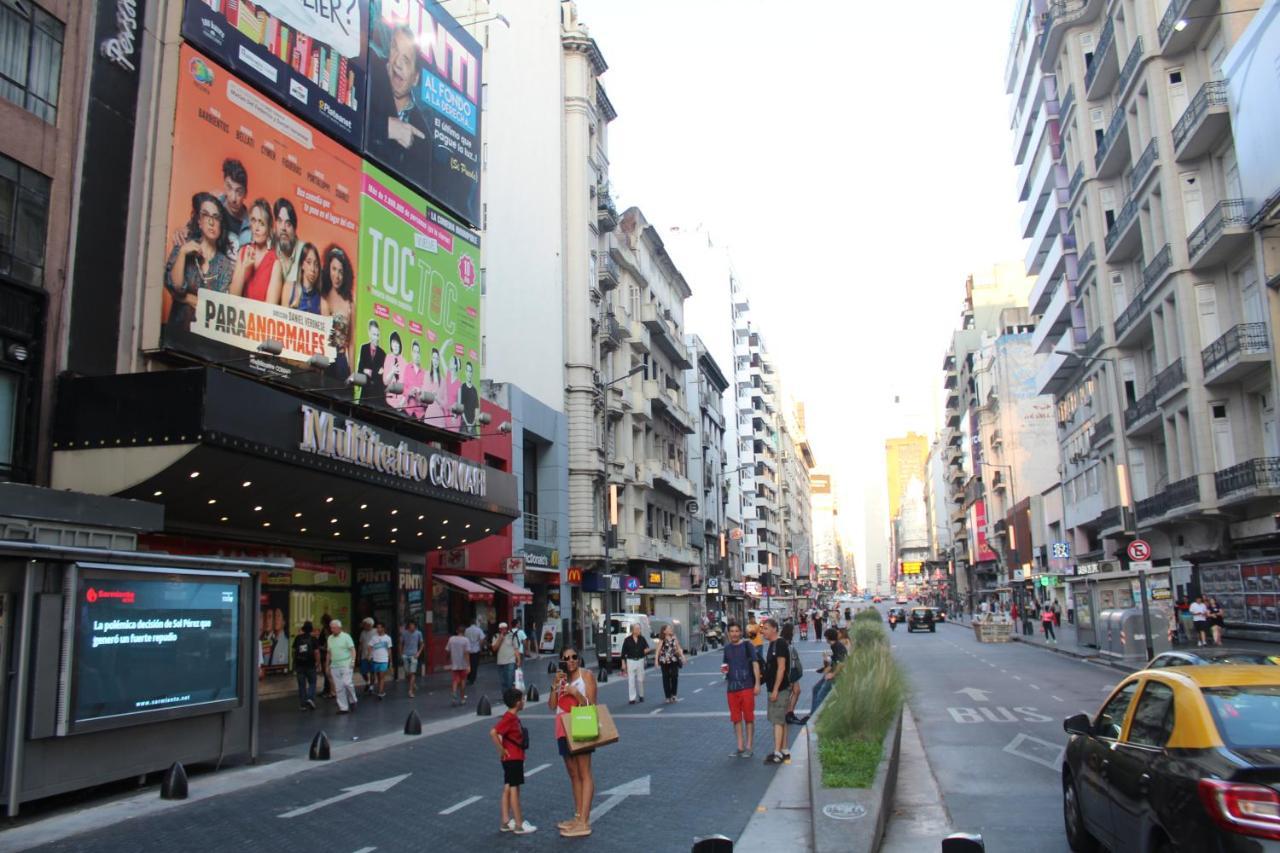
[787,644,803,684]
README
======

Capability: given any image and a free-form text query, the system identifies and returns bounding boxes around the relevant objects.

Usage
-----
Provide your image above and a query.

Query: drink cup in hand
[720,663,729,676]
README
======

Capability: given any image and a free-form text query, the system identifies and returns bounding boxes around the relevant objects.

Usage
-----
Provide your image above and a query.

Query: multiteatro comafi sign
[298,404,486,496]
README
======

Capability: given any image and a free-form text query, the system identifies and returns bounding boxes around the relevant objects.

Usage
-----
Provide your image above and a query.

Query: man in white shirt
[1189,596,1209,647]
[358,617,377,693]
[464,620,486,685]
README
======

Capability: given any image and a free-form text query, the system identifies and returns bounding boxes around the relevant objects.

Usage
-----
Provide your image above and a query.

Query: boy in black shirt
[292,621,319,710]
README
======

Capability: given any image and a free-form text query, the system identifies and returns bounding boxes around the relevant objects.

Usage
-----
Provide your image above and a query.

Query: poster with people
[355,162,481,431]
[363,0,482,228]
[162,47,361,391]
[181,0,368,149]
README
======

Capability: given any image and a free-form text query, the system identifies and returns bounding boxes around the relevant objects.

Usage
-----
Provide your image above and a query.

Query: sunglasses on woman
[562,654,579,661]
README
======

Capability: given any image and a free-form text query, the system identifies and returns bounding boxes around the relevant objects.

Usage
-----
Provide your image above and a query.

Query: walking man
[358,617,377,694]
[1190,596,1210,646]
[400,618,424,698]
[722,623,761,758]
[492,622,521,694]
[465,620,486,685]
[292,620,319,710]
[446,623,471,705]
[326,619,358,713]
[1021,601,1035,636]
[761,618,790,765]
[621,622,651,704]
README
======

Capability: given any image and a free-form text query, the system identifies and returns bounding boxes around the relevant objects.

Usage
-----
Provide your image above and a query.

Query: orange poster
[161,46,361,390]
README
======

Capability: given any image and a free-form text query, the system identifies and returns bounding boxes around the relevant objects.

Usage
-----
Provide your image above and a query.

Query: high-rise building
[884,433,929,524]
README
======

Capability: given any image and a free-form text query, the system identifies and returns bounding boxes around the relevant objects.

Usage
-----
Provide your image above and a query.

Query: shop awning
[482,577,533,604]
[436,574,494,601]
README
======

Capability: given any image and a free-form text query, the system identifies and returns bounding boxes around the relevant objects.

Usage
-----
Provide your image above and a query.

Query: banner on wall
[364,0,482,228]
[354,162,481,432]
[181,0,368,149]
[162,47,362,392]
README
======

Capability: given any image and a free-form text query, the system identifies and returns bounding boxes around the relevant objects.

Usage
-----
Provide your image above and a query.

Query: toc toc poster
[363,0,482,228]
[162,47,361,390]
[355,162,480,432]
[181,0,368,149]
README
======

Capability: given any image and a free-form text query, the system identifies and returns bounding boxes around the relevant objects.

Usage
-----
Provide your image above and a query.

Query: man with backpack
[761,618,791,765]
[781,623,805,724]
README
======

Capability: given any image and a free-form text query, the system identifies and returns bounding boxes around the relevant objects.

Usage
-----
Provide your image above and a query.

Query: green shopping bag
[569,705,600,741]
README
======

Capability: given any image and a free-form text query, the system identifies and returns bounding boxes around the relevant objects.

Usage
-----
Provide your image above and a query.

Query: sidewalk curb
[807,704,903,853]
[941,620,1139,673]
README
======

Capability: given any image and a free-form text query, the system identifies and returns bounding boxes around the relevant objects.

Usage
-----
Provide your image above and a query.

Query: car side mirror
[1063,713,1092,736]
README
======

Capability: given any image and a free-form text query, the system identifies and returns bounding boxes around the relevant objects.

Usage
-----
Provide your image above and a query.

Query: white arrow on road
[589,775,650,822]
[955,687,992,702]
[278,774,410,819]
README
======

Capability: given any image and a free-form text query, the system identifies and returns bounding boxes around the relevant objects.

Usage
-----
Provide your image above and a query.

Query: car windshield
[1203,686,1280,748]
[1209,653,1278,666]
[912,609,929,616]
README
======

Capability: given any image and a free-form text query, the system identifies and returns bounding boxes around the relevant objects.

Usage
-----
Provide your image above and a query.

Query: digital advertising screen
[71,567,244,729]
[181,0,368,150]
[161,46,362,390]
[364,0,483,228]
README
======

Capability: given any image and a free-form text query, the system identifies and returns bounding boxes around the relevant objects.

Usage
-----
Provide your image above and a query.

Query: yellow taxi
[1062,665,1280,852]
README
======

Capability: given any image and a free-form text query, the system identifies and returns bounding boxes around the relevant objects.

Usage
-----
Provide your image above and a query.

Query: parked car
[907,607,936,633]
[1062,665,1280,852]
[1147,648,1280,669]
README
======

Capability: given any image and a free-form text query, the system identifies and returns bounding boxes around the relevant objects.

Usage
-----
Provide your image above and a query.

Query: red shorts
[727,688,755,723]
[451,669,467,689]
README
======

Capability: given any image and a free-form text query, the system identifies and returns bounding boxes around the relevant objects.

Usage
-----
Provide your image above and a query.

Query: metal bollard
[691,834,733,852]
[404,710,422,735]
[526,684,539,702]
[941,832,985,852]
[598,665,609,683]
[477,695,492,716]
[160,762,188,800]
[309,730,331,760]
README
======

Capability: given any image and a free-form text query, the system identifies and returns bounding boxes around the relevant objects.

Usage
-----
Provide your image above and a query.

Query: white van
[600,613,652,669]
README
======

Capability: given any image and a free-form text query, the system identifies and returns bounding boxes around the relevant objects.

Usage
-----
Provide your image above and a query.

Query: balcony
[1135,475,1201,523]
[627,319,651,353]
[1096,504,1123,533]
[641,303,693,369]
[1082,325,1105,358]
[1155,357,1186,403]
[1159,0,1218,55]
[599,311,627,351]
[1142,244,1174,300]
[1123,385,1160,434]
[1116,38,1144,100]
[1215,458,1280,505]
[1039,0,1106,72]
[949,464,966,485]
[964,476,985,507]
[1091,413,1114,446]
[1085,17,1119,98]
[523,512,559,546]
[1188,199,1251,270]
[1059,84,1077,125]
[1068,161,1085,205]
[1030,232,1076,314]
[1104,193,1142,262]
[1078,242,1097,282]
[596,253,620,290]
[1173,81,1231,162]
[1202,323,1272,385]
[626,535,697,566]
[1126,138,1159,195]
[1095,108,1131,179]
[992,471,1008,493]
[1037,329,1082,396]
[597,183,618,232]
[1032,276,1073,354]
[644,379,695,434]
[645,460,697,500]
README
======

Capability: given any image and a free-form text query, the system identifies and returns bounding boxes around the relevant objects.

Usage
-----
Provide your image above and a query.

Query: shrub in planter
[852,620,888,651]
[853,608,882,623]
[815,628,906,788]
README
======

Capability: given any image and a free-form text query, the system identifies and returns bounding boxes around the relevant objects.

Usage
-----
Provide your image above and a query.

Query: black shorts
[502,759,524,787]
[557,736,593,758]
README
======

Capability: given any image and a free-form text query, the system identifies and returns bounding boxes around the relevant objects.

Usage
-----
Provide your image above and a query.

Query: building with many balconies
[732,294,784,582]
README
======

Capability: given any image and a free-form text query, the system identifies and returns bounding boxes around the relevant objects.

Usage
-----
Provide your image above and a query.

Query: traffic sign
[1127,539,1151,562]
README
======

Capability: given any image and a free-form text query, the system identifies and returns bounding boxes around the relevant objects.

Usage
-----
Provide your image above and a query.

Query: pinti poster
[161,47,361,389]
[355,162,480,432]
[182,0,368,149]
[364,0,482,228]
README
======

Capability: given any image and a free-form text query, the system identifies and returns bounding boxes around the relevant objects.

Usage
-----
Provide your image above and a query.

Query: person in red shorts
[721,622,762,758]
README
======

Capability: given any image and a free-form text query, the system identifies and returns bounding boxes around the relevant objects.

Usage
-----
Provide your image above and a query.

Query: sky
[574,0,1030,582]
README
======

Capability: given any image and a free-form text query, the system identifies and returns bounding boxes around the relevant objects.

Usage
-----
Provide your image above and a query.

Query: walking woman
[656,624,685,704]
[549,646,596,838]
[1208,597,1225,646]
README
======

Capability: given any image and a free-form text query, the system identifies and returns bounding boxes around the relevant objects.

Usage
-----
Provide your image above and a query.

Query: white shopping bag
[514,668,526,691]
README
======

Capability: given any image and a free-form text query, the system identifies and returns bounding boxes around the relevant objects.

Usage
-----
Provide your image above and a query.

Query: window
[1126,682,1175,747]
[0,152,51,287]
[0,1,63,124]
[1095,682,1138,740]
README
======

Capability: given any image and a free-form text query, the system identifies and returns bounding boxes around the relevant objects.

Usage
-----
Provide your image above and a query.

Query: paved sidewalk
[879,706,952,852]
[736,718,812,852]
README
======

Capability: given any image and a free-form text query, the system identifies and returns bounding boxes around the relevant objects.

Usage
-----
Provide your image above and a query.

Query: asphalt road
[27,644,828,853]
[887,617,1119,853]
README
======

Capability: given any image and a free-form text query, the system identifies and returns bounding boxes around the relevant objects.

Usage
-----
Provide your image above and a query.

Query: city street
[888,618,1118,853]
[21,648,825,853]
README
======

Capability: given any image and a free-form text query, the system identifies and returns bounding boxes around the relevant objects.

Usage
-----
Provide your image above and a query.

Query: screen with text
[73,573,241,725]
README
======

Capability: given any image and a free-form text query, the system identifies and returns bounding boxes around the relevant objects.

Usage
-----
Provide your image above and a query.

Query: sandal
[556,817,580,831]
[559,824,591,838]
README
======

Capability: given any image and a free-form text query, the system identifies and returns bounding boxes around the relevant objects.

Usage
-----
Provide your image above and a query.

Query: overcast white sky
[575,0,1030,576]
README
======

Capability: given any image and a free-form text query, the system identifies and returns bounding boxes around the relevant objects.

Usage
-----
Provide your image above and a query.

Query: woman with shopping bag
[549,646,598,838]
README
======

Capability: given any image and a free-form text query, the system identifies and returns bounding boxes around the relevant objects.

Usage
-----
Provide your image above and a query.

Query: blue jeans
[499,662,516,694]
[810,676,833,715]
[295,669,316,705]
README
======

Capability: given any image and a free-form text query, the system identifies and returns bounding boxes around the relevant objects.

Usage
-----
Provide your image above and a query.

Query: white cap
[499,622,509,629]
[331,619,342,628]
[362,617,374,626]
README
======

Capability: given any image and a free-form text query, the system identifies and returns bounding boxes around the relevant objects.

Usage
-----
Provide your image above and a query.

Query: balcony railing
[1135,491,1165,522]
[1167,475,1200,510]
[1124,385,1157,429]
[1095,107,1127,171]
[1172,80,1228,152]
[1097,505,1122,530]
[1069,162,1085,201]
[523,512,559,544]
[1086,17,1116,92]
[1059,84,1077,122]
[1126,138,1159,192]
[1083,326,1104,357]
[1140,243,1172,298]
[1078,242,1097,276]
[1116,38,1144,97]
[597,253,621,289]
[1158,0,1189,46]
[1202,323,1270,377]
[1216,458,1280,499]
[1188,199,1248,262]
[596,183,618,232]
[1092,413,1114,444]
[1154,358,1186,400]
[1105,193,1139,254]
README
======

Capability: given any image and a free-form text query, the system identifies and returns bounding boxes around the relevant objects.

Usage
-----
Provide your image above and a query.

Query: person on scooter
[888,609,899,631]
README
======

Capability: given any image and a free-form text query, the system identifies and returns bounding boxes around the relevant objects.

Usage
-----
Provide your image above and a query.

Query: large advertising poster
[72,570,241,729]
[181,0,368,150]
[364,0,482,228]
[355,162,481,431]
[162,47,361,390]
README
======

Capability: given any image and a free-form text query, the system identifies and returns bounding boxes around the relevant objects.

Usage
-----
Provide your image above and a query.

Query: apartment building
[1015,0,1279,637]
[779,399,816,599]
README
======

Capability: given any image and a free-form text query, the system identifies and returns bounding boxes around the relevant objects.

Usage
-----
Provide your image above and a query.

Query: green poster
[355,163,482,433]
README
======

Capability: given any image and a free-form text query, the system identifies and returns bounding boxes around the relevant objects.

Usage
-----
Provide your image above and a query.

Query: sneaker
[763,753,783,765]
[513,821,537,835]
[500,819,516,833]
[628,700,636,705]
[740,749,754,758]
[729,749,744,758]
[638,696,645,703]
[306,699,316,710]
